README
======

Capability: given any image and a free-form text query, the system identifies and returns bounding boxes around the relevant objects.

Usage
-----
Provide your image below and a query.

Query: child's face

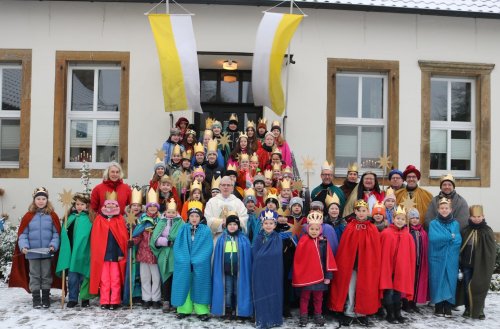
[438,203,452,217]
[189,213,201,226]
[373,213,384,223]
[246,201,255,212]
[272,171,281,180]
[195,175,205,183]
[308,224,321,238]
[239,138,248,149]
[227,222,238,233]
[354,206,369,221]
[229,123,237,130]
[347,171,358,183]
[264,178,273,187]
[165,209,177,219]
[182,159,191,169]
[213,126,221,135]
[394,214,406,228]
[207,153,217,163]
[328,204,339,218]
[155,167,165,177]
[229,174,237,182]
[147,206,159,215]
[195,153,205,163]
[211,190,220,197]
[291,204,302,215]
[262,219,276,233]
[186,134,194,143]
[266,202,277,211]
[409,216,420,226]
[34,196,48,209]
[240,160,250,170]
[250,161,259,170]
[254,182,264,192]
[75,200,88,213]
[271,128,280,138]
[160,182,172,193]
[172,153,182,163]
[192,189,201,201]
[247,128,255,137]
[280,188,291,199]
[171,134,180,143]
[271,155,281,164]
[130,203,142,215]
[258,127,266,135]
[470,214,484,224]
[384,199,395,209]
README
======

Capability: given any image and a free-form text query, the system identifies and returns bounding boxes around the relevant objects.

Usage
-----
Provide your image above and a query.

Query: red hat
[403,165,421,180]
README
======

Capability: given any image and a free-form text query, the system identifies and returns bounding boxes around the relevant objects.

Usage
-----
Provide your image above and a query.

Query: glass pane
[200,71,217,103]
[431,80,447,121]
[430,129,447,170]
[335,125,357,168]
[336,75,358,118]
[0,119,20,161]
[362,77,383,119]
[2,68,22,111]
[98,69,120,112]
[361,126,383,169]
[241,81,253,103]
[451,81,471,122]
[69,120,93,162]
[96,120,119,162]
[220,73,239,103]
[71,70,94,111]
[451,130,471,170]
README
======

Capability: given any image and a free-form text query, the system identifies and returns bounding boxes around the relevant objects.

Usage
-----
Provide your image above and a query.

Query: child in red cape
[293,212,337,327]
[329,199,381,327]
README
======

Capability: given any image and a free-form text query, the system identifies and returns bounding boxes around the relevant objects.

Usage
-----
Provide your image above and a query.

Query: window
[0,49,31,178]
[53,52,129,178]
[327,59,399,183]
[419,61,494,187]
[200,70,253,104]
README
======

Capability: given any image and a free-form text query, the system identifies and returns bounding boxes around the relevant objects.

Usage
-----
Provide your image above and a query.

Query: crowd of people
[8,115,497,328]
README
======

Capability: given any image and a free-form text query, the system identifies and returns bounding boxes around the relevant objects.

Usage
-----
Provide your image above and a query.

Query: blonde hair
[28,200,55,214]
[103,161,124,180]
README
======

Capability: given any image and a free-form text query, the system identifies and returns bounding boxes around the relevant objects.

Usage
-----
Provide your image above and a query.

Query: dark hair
[356,172,382,201]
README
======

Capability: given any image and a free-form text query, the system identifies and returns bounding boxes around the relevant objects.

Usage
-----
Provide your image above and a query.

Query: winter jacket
[90,179,131,215]
[18,211,60,260]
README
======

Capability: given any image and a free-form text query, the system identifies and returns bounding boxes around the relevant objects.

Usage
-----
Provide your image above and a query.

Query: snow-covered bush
[0,223,18,283]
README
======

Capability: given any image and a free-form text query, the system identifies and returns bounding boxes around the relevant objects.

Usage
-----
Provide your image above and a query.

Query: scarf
[103,179,123,190]
[261,144,273,152]
[437,213,454,224]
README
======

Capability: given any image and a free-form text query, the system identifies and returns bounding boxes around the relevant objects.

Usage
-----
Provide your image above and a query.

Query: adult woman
[270,121,292,167]
[256,132,275,171]
[343,172,385,217]
[90,162,131,216]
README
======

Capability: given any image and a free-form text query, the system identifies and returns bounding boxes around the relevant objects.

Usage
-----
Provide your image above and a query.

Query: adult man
[311,161,346,213]
[395,165,433,225]
[425,174,469,229]
[388,169,405,191]
[204,176,248,240]
[340,163,359,200]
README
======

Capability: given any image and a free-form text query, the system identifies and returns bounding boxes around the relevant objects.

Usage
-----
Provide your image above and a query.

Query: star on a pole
[377,154,392,172]
[58,189,73,208]
[219,133,231,149]
[301,156,316,173]
[155,149,166,161]
[287,219,304,238]
[401,196,417,211]
[174,171,191,187]
[126,211,137,227]
[293,180,303,191]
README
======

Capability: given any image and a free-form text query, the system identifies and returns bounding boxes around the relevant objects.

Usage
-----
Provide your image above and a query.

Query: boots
[41,289,50,308]
[224,307,233,322]
[394,302,407,323]
[409,301,421,313]
[384,303,398,324]
[444,302,453,318]
[299,314,308,327]
[401,298,413,313]
[314,314,326,326]
[434,302,444,317]
[376,306,386,320]
[32,290,41,309]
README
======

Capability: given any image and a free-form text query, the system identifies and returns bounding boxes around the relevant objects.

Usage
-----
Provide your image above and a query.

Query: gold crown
[394,205,406,216]
[207,139,218,154]
[229,113,238,122]
[172,144,181,156]
[266,192,279,202]
[347,162,359,172]
[280,179,291,189]
[155,157,163,165]
[106,191,117,201]
[244,188,256,198]
[307,211,323,225]
[264,169,273,179]
[246,120,255,129]
[188,200,203,212]
[282,166,292,175]
[385,187,395,198]
[211,176,221,190]
[227,163,238,172]
[354,199,368,209]
[32,187,49,198]
[146,187,159,204]
[167,198,177,211]
[258,117,268,126]
[194,142,205,154]
[271,120,280,128]
[182,149,192,160]
[239,132,248,140]
[250,153,259,162]
[262,210,276,221]
[205,117,214,129]
[321,161,334,171]
[186,129,196,136]
[440,173,455,185]
[130,186,143,204]
[190,180,202,193]
[325,193,340,207]
[239,153,249,162]
[160,175,172,184]
[469,205,484,217]
[272,163,282,171]
[272,147,282,156]
[204,129,213,138]
[192,166,205,177]
[226,210,238,218]
[439,197,451,206]
[277,208,290,217]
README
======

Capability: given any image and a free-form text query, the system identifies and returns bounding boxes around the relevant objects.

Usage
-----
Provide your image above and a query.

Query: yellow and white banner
[252,12,303,116]
[148,14,202,113]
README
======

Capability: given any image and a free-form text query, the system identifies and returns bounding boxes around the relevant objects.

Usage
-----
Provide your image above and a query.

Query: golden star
[155,149,166,161]
[254,206,265,217]
[301,156,316,173]
[400,196,417,211]
[293,180,303,191]
[58,189,73,208]
[177,171,191,187]
[219,132,231,149]
[287,218,304,238]
[377,154,392,171]
[126,211,137,226]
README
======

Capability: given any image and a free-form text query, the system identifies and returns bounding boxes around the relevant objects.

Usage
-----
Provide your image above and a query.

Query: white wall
[0,1,499,230]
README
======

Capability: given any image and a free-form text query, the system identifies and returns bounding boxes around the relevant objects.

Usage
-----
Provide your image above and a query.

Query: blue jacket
[18,212,60,260]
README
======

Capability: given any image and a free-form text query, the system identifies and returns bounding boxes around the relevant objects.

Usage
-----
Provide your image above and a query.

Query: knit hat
[388,169,403,180]
[407,208,420,219]
[154,160,166,172]
[402,165,421,180]
[310,201,324,212]
[253,174,265,185]
[170,127,180,136]
[32,187,49,199]
[72,192,90,205]
[244,195,257,205]
[225,213,241,230]
[372,202,386,217]
[212,120,222,129]
[258,121,267,130]
[289,197,303,209]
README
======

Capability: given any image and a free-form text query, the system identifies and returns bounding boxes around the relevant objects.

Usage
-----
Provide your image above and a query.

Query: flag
[148,14,202,113]
[252,12,303,116]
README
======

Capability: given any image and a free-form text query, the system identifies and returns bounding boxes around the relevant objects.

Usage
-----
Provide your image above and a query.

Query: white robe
[204,194,249,239]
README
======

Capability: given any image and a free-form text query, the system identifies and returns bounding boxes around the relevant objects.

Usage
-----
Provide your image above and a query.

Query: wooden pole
[129,223,133,310]
[61,206,68,309]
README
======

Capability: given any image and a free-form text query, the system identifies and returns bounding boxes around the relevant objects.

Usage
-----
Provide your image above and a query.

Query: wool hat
[187,200,203,217]
[372,203,386,217]
[407,208,420,219]
[310,201,324,212]
[225,213,241,230]
[289,197,303,209]
[253,174,265,185]
[170,127,180,136]
[154,160,166,172]
[33,187,49,199]
[388,169,404,180]
[403,165,421,180]
[72,192,90,204]
[212,120,222,129]
[244,195,257,205]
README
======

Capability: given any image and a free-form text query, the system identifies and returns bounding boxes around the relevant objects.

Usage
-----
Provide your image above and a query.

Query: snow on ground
[0,284,499,329]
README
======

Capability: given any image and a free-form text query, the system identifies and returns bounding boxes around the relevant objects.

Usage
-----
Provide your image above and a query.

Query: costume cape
[395,187,432,225]
[89,214,128,295]
[410,224,430,303]
[428,217,461,304]
[252,230,283,329]
[9,211,62,293]
[212,231,253,317]
[301,224,338,255]
[292,235,337,287]
[379,225,416,300]
[171,223,213,307]
[328,219,381,315]
[150,216,183,282]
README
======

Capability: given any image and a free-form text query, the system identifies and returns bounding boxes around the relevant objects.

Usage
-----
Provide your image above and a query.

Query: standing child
[293,212,337,327]
[252,210,283,329]
[171,201,213,321]
[212,213,253,322]
[10,187,61,308]
[324,194,346,244]
[150,198,184,313]
[379,206,416,324]
[428,198,461,317]
[456,205,496,320]
[244,188,259,244]
[383,188,397,224]
[89,191,128,310]
[372,202,388,232]
[162,127,184,165]
[180,181,205,220]
[56,192,92,308]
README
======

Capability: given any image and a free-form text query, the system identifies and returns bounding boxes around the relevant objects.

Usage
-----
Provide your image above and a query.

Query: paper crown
[205,117,214,129]
[272,147,282,156]
[258,117,268,126]
[227,163,238,173]
[325,193,340,207]
[238,132,248,139]
[250,153,259,162]
[271,120,280,129]
[182,149,192,160]
[155,157,163,166]
[130,186,143,204]
[194,142,205,154]
[280,179,292,189]
[272,163,282,171]
[146,187,159,204]
[204,129,213,138]
[469,205,484,217]
[354,199,368,209]
[384,187,396,200]
[244,188,256,198]
[190,180,202,193]
[321,161,334,171]
[262,210,277,221]
[105,191,117,201]
[207,139,218,154]
[246,120,255,129]
[394,205,406,216]
[240,153,249,162]
[172,144,181,156]
[347,162,359,173]
[192,166,205,178]
[277,208,290,217]
[167,198,177,211]
[307,211,323,225]
[188,200,203,212]
[186,129,196,137]
[439,197,451,206]
[211,176,221,190]
[440,173,455,186]
[226,210,238,218]
[32,187,49,198]
[265,192,279,203]
[264,169,273,179]
[229,113,238,122]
